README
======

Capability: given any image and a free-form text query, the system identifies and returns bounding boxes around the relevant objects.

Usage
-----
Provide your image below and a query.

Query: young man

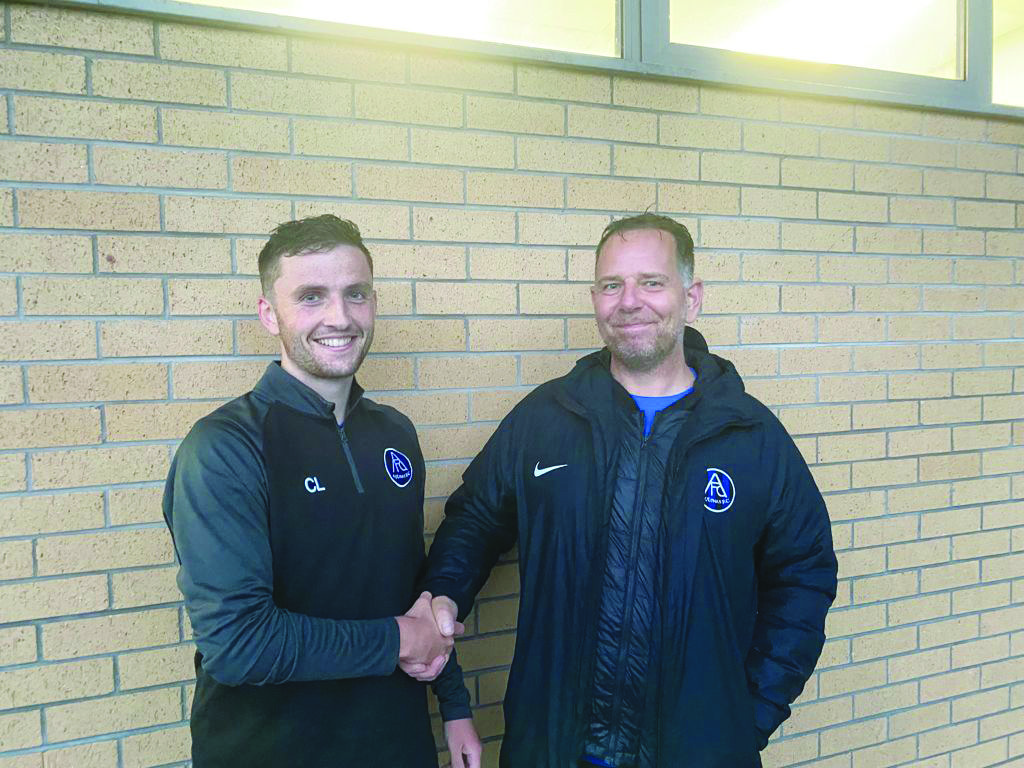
[164,215,481,768]
[425,213,837,767]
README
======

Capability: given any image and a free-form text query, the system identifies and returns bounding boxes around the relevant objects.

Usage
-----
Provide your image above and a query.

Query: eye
[642,279,665,289]
[347,289,368,302]
[299,292,321,303]
[599,282,621,294]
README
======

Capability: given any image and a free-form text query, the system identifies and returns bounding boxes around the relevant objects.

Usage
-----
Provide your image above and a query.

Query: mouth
[312,336,358,350]
[613,322,655,331]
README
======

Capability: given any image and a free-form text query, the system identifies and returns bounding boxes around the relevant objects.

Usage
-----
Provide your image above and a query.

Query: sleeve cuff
[377,616,401,676]
[440,701,473,722]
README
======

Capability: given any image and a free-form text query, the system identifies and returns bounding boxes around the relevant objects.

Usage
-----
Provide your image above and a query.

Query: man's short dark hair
[258,214,373,295]
[596,213,695,284]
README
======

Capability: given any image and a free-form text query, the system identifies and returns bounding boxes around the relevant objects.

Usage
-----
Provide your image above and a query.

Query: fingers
[443,718,481,768]
[431,595,459,637]
[405,591,432,617]
[397,659,427,676]
[410,655,447,681]
[419,652,449,682]
[398,653,449,681]
[462,736,482,768]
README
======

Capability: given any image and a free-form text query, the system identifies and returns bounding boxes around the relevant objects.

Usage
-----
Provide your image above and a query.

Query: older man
[425,213,837,767]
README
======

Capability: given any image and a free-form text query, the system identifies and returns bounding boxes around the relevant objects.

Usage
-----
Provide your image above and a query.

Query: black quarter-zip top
[163,362,471,768]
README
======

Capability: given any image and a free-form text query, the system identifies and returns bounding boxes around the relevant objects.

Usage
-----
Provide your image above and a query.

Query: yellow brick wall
[1,3,1023,766]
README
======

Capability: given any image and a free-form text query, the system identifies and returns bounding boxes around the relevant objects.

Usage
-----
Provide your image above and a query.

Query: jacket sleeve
[422,412,520,620]
[746,426,838,748]
[164,419,400,686]
[430,649,472,722]
[401,421,472,723]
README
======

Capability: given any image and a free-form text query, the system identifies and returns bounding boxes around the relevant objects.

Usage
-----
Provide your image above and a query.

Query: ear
[257,295,280,336]
[684,279,703,324]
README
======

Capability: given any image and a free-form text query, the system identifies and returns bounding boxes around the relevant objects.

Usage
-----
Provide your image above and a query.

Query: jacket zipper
[606,410,651,758]
[338,427,365,494]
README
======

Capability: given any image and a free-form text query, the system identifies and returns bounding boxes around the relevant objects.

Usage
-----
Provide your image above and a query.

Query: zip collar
[252,362,364,421]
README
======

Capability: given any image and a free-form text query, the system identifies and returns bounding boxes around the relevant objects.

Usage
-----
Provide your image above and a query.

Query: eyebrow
[291,281,372,297]
[595,272,670,282]
[291,283,327,297]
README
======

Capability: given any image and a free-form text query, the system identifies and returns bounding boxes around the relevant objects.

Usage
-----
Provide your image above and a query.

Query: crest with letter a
[703,467,735,513]
[384,447,413,488]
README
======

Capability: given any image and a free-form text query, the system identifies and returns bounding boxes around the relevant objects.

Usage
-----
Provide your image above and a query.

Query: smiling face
[257,245,376,390]
[591,228,702,372]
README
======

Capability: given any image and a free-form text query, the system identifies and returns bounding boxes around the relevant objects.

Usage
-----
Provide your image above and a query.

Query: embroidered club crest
[384,447,413,488]
[703,467,735,513]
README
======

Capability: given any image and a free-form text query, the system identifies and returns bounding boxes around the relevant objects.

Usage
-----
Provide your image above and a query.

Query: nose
[324,294,350,327]
[618,278,642,310]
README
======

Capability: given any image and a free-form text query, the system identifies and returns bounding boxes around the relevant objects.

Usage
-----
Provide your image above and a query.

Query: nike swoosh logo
[534,462,568,477]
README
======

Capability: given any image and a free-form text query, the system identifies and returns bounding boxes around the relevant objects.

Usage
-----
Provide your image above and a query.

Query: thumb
[432,596,457,636]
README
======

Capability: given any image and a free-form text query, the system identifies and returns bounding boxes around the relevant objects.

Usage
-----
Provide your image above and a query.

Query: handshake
[395,591,462,682]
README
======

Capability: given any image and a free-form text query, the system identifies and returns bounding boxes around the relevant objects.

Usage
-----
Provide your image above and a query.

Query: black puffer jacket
[424,333,837,767]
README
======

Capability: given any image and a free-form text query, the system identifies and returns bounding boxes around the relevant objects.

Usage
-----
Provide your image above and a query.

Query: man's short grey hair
[595,213,695,285]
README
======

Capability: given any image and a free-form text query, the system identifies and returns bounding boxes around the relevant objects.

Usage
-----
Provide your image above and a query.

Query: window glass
[669,0,962,79]
[184,0,620,56]
[994,0,1024,106]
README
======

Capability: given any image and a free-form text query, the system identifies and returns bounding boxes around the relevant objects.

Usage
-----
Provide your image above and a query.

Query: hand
[403,595,463,680]
[443,717,482,768]
[431,595,459,638]
[396,592,464,681]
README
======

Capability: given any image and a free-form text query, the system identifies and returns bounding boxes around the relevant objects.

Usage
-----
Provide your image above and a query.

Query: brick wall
[1,3,1022,766]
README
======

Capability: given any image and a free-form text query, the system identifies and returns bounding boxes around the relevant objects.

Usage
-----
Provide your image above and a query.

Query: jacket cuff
[439,701,473,722]
[751,693,785,750]
[374,616,401,676]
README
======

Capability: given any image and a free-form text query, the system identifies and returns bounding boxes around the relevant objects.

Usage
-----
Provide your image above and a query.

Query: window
[993,0,1024,107]
[183,0,620,56]
[668,0,962,79]
[65,0,1024,118]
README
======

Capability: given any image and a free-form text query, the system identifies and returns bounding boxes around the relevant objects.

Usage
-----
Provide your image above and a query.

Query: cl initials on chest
[304,476,326,494]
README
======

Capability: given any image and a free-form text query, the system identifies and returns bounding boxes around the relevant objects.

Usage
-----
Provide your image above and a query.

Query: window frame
[60,0,1024,118]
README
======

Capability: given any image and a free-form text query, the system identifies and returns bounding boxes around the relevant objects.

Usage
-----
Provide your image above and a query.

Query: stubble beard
[279,324,373,380]
[601,312,685,373]
[608,328,681,372]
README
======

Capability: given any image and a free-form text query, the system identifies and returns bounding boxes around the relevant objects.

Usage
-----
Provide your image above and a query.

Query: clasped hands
[395,591,462,682]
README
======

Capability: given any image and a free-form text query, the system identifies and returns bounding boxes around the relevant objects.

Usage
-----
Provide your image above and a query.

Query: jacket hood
[553,326,757,427]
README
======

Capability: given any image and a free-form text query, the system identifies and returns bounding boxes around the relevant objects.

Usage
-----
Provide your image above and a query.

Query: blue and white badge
[384,447,413,488]
[703,467,735,513]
